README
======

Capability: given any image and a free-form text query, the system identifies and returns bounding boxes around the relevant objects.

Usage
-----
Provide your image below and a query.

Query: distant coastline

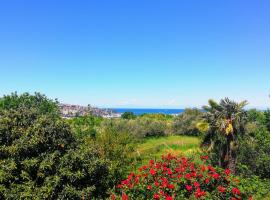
[59,104,184,118]
[111,108,184,116]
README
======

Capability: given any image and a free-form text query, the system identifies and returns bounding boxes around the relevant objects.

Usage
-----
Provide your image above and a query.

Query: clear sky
[0,0,270,108]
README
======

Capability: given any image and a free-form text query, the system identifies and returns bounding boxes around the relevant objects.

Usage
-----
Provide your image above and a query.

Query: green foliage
[173,108,202,136]
[237,126,270,179]
[264,109,270,132]
[0,93,111,199]
[101,117,171,139]
[140,113,173,121]
[1,92,269,199]
[239,176,270,200]
[96,121,136,185]
[0,92,59,116]
[200,98,248,173]
[247,109,266,125]
[68,115,103,138]
[121,112,136,119]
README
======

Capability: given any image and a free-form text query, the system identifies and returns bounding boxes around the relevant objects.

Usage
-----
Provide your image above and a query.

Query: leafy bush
[102,117,170,139]
[0,92,59,116]
[237,126,270,179]
[173,108,202,136]
[68,115,103,138]
[264,109,270,132]
[112,154,252,199]
[140,114,173,121]
[238,176,270,200]
[121,112,136,119]
[96,121,137,185]
[0,93,111,199]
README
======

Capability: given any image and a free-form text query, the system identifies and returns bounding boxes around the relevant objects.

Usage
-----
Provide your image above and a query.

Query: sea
[112,108,184,116]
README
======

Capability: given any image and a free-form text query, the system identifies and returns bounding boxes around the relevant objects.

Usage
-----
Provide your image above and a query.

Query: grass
[133,135,200,166]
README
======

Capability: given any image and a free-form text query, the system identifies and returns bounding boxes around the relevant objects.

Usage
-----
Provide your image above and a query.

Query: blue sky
[0,0,270,108]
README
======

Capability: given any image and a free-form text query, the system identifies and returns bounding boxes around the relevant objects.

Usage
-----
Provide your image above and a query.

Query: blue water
[112,108,184,115]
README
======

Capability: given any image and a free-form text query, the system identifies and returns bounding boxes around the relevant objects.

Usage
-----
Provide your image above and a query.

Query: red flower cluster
[112,154,251,200]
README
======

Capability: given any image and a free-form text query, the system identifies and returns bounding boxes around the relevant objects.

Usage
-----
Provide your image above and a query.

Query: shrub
[112,154,252,200]
[264,109,270,132]
[0,93,111,199]
[238,176,270,200]
[68,115,103,138]
[173,108,202,136]
[96,122,136,185]
[121,112,136,119]
[101,117,170,139]
[237,126,270,179]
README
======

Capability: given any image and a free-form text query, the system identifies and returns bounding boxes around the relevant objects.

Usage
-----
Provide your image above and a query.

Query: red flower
[201,165,206,172]
[185,173,192,179]
[218,186,226,193]
[153,193,160,199]
[121,179,129,185]
[195,188,206,198]
[205,178,210,184]
[167,168,172,175]
[232,187,241,196]
[150,159,155,165]
[110,194,116,200]
[200,155,209,161]
[194,182,200,188]
[225,169,230,176]
[159,190,165,196]
[212,173,220,180]
[134,176,140,184]
[167,184,175,189]
[208,165,215,172]
[166,196,173,200]
[122,193,129,200]
[150,169,156,176]
[185,185,193,192]
[197,174,203,179]
[115,154,249,200]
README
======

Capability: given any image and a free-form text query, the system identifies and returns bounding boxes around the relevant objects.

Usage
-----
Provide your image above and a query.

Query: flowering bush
[111,154,252,200]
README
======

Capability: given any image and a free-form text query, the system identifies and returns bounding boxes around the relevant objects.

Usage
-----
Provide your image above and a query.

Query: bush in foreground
[0,93,111,199]
[112,154,252,200]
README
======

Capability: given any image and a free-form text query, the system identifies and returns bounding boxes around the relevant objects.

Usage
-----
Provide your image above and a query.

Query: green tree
[247,109,266,125]
[0,92,59,116]
[68,115,103,138]
[96,120,136,185]
[200,98,248,174]
[264,109,270,132]
[173,108,202,136]
[237,126,270,179]
[0,93,110,199]
[121,111,136,119]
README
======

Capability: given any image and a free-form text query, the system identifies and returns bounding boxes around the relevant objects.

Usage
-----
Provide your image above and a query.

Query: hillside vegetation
[0,93,270,199]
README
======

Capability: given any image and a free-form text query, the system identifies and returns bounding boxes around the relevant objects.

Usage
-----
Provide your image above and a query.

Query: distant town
[59,103,121,118]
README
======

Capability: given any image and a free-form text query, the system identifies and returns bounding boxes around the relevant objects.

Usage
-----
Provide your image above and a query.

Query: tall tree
[199,98,248,174]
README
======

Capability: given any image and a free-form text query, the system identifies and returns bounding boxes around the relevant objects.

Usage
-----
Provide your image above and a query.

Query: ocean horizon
[111,108,185,115]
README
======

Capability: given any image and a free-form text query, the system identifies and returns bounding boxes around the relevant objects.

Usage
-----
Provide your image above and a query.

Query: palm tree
[200,98,248,174]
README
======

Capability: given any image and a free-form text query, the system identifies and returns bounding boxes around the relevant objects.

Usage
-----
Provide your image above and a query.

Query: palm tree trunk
[228,147,237,174]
